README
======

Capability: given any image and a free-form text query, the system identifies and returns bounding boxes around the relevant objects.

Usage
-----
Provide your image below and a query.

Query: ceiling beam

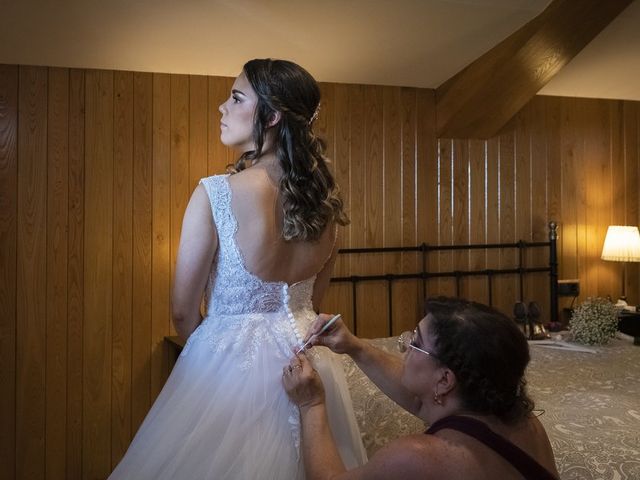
[435,0,634,139]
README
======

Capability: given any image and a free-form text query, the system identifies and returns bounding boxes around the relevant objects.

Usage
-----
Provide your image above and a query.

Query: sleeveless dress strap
[426,415,557,480]
[199,174,229,233]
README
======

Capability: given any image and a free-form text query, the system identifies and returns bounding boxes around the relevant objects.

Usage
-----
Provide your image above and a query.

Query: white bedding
[341,337,640,480]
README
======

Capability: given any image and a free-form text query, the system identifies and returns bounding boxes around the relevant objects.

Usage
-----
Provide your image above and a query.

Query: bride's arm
[311,244,338,312]
[172,184,218,340]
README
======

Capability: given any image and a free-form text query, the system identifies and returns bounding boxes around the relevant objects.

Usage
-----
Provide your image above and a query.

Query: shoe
[513,302,529,337]
[527,301,549,340]
[528,301,541,323]
[513,302,528,324]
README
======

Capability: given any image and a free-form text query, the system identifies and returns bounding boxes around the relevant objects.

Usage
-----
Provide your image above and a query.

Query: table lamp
[601,225,640,304]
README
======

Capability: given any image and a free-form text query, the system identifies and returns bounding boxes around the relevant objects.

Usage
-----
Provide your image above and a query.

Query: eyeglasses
[397,329,438,358]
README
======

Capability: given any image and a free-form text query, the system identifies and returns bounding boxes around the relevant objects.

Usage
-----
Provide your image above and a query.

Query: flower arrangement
[569,297,618,345]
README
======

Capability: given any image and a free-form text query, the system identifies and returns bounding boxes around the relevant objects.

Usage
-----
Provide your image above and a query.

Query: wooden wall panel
[16,65,48,480]
[326,83,353,329]
[131,71,153,435]
[0,63,18,480]
[529,99,550,314]
[189,75,209,189]
[348,84,366,334]
[485,137,501,307]
[497,131,517,315]
[66,68,85,480]
[207,77,232,175]
[315,83,344,317]
[560,98,581,283]
[383,86,402,336]
[112,70,134,466]
[623,103,639,300]
[46,67,69,480]
[151,73,171,401]
[1,63,640,480]
[438,139,455,296]
[398,87,419,335]
[169,74,190,340]
[417,89,439,308]
[83,69,114,479]
[514,113,531,300]
[360,85,386,338]
[468,139,487,302]
[452,138,469,295]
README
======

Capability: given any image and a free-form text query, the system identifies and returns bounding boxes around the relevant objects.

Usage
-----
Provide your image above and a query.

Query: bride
[108,58,367,479]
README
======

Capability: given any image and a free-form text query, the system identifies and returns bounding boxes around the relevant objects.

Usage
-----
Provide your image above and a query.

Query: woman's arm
[283,354,429,480]
[307,315,422,416]
[172,184,218,340]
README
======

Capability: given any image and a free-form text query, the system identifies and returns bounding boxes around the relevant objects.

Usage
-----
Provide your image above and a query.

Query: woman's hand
[282,354,325,411]
[303,313,361,355]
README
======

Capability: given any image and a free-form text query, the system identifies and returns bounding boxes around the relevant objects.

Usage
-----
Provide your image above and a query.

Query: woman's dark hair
[424,297,534,423]
[231,58,349,241]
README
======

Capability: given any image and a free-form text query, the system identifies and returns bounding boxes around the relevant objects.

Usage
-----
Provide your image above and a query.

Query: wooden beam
[435,0,634,139]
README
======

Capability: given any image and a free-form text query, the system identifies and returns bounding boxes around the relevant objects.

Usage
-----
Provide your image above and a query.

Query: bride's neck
[249,153,282,184]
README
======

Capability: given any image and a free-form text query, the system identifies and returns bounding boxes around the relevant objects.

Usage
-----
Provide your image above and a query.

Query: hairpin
[309,103,321,125]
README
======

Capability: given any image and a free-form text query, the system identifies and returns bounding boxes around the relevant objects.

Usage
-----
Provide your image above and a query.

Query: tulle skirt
[109,311,367,480]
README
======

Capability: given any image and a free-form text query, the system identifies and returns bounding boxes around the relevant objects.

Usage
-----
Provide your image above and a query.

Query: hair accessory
[309,103,321,125]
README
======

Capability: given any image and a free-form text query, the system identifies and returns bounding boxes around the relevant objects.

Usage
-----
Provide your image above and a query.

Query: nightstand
[618,310,640,343]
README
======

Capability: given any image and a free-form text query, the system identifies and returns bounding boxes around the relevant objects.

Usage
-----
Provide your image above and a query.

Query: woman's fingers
[282,352,325,408]
[303,313,335,342]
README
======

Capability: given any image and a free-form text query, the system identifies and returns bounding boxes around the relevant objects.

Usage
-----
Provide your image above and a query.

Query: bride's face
[219,72,258,152]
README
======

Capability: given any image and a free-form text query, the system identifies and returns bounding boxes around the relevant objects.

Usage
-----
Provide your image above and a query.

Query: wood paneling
[131,71,153,434]
[66,68,85,480]
[169,75,190,341]
[83,68,114,479]
[151,73,171,401]
[16,65,48,480]
[112,70,133,466]
[0,63,18,480]
[46,67,69,480]
[1,63,639,479]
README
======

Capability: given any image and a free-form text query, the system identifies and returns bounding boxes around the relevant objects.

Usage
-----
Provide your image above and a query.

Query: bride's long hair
[230,58,349,241]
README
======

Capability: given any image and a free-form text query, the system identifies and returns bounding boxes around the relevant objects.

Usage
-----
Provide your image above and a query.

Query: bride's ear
[267,111,281,128]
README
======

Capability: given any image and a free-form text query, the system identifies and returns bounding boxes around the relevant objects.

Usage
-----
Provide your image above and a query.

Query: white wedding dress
[109,174,367,479]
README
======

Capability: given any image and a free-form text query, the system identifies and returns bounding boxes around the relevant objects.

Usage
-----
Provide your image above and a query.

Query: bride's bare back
[228,165,336,286]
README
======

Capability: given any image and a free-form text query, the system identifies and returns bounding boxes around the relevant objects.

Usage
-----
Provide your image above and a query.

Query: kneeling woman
[283,297,559,480]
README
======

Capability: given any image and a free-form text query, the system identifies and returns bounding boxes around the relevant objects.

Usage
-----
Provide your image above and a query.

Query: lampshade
[601,225,640,262]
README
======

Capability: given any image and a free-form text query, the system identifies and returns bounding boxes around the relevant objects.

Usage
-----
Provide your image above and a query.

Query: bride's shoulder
[200,173,230,183]
[229,168,276,193]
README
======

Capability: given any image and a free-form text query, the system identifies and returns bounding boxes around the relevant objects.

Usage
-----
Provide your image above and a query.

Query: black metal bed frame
[330,221,559,336]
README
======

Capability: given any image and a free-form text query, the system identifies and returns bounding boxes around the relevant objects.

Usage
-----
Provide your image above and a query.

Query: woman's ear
[437,368,457,396]
[267,111,281,128]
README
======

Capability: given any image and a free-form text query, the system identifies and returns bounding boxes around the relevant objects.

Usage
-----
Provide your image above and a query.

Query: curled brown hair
[231,58,349,241]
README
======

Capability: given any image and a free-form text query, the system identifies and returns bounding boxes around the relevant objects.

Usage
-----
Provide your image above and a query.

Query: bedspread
[341,337,640,480]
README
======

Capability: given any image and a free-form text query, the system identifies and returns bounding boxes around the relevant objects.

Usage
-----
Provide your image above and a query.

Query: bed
[329,221,639,479]
[342,336,640,480]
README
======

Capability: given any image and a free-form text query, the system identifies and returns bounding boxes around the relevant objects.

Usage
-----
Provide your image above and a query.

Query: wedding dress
[109,174,367,479]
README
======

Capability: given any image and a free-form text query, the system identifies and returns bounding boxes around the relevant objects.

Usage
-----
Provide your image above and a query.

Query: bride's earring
[433,389,443,405]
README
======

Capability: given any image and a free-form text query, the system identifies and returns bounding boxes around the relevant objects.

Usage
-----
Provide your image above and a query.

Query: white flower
[569,297,618,345]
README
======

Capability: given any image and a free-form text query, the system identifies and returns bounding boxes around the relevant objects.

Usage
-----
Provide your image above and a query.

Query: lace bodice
[200,175,316,316]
